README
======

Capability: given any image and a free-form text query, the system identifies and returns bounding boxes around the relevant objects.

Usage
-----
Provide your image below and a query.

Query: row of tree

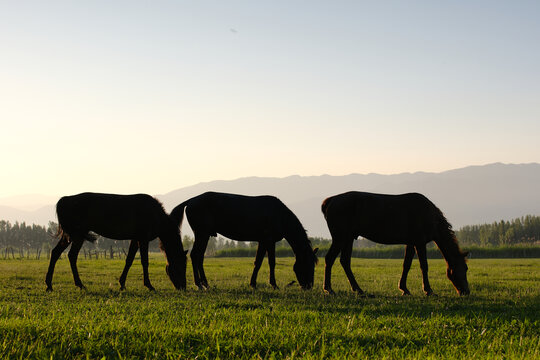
[1,215,539,254]
[455,215,540,246]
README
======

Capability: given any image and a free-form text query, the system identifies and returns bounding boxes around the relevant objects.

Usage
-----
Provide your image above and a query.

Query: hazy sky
[1,1,539,198]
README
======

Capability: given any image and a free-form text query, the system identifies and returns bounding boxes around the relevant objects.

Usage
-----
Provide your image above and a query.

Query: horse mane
[150,196,183,255]
[153,196,166,213]
[281,202,316,261]
[283,204,309,241]
[435,207,467,263]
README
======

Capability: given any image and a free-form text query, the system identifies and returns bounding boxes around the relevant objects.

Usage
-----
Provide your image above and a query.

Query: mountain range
[2,163,538,238]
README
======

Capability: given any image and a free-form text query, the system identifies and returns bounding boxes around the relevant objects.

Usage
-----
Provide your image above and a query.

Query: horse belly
[87,208,158,241]
[359,214,432,245]
[215,216,277,242]
[216,222,268,242]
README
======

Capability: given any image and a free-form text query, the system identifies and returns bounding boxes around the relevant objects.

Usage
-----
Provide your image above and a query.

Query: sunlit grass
[0,256,539,359]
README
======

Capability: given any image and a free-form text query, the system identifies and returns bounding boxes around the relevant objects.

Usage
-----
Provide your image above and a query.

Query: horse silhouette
[321,191,469,296]
[45,192,187,291]
[170,192,318,290]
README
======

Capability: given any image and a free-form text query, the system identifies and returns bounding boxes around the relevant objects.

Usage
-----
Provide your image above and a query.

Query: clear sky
[1,1,539,198]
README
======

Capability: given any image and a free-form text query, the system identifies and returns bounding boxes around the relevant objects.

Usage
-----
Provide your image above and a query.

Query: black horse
[321,191,469,296]
[170,192,318,290]
[45,193,187,291]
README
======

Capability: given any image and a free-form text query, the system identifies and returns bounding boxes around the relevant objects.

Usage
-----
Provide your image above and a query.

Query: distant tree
[182,235,194,250]
[205,236,217,256]
[1,215,539,253]
[455,215,540,246]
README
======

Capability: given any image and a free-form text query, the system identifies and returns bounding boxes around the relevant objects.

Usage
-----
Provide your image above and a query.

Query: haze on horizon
[1,1,538,199]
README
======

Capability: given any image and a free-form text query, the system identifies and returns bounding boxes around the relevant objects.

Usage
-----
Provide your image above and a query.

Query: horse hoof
[324,288,336,295]
[401,290,411,296]
[46,287,53,292]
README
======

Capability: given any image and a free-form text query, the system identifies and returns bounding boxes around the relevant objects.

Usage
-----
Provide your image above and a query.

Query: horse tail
[170,200,189,229]
[321,196,333,220]
[54,222,69,242]
[55,196,97,243]
[55,198,71,243]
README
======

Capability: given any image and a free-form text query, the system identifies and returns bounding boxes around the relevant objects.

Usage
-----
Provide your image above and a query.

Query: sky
[1,1,539,198]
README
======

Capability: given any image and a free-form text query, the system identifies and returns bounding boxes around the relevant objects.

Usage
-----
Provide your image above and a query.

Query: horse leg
[415,243,434,296]
[267,242,278,289]
[324,240,342,295]
[190,245,202,289]
[191,233,209,290]
[399,244,415,295]
[250,242,267,289]
[67,237,85,290]
[198,255,209,289]
[119,240,139,290]
[45,237,70,291]
[339,238,363,294]
[139,240,155,291]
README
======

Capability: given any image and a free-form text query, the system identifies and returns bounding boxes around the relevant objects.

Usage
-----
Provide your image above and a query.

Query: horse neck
[280,207,312,257]
[159,228,184,259]
[283,227,311,257]
[434,236,461,268]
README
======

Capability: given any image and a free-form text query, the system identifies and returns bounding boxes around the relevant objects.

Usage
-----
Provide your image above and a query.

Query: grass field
[0,255,539,359]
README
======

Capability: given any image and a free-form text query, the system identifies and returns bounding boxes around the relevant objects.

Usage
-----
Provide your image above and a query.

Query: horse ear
[462,251,470,258]
[313,248,319,255]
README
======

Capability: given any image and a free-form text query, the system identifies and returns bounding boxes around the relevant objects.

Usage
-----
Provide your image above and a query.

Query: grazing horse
[321,191,470,296]
[170,192,318,290]
[45,193,187,291]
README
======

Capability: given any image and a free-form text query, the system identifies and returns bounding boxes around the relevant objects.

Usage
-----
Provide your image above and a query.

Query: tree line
[1,215,539,257]
[455,215,540,246]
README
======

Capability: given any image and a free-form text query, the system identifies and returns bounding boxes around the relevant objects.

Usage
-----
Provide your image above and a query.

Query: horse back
[57,192,166,240]
[185,192,289,241]
[323,191,439,244]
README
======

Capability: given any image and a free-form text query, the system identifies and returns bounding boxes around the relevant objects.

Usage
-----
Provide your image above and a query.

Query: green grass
[0,256,539,359]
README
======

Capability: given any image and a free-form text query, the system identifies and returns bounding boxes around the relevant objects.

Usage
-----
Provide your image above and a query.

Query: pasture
[0,256,538,359]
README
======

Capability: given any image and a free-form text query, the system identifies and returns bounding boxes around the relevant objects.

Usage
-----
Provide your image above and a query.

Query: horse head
[446,251,470,296]
[166,249,188,290]
[293,248,318,289]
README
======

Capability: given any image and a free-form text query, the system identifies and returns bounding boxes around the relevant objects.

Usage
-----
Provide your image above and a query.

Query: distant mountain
[1,163,539,238]
[0,194,58,226]
[157,162,540,238]
[0,205,56,226]
[0,194,58,211]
